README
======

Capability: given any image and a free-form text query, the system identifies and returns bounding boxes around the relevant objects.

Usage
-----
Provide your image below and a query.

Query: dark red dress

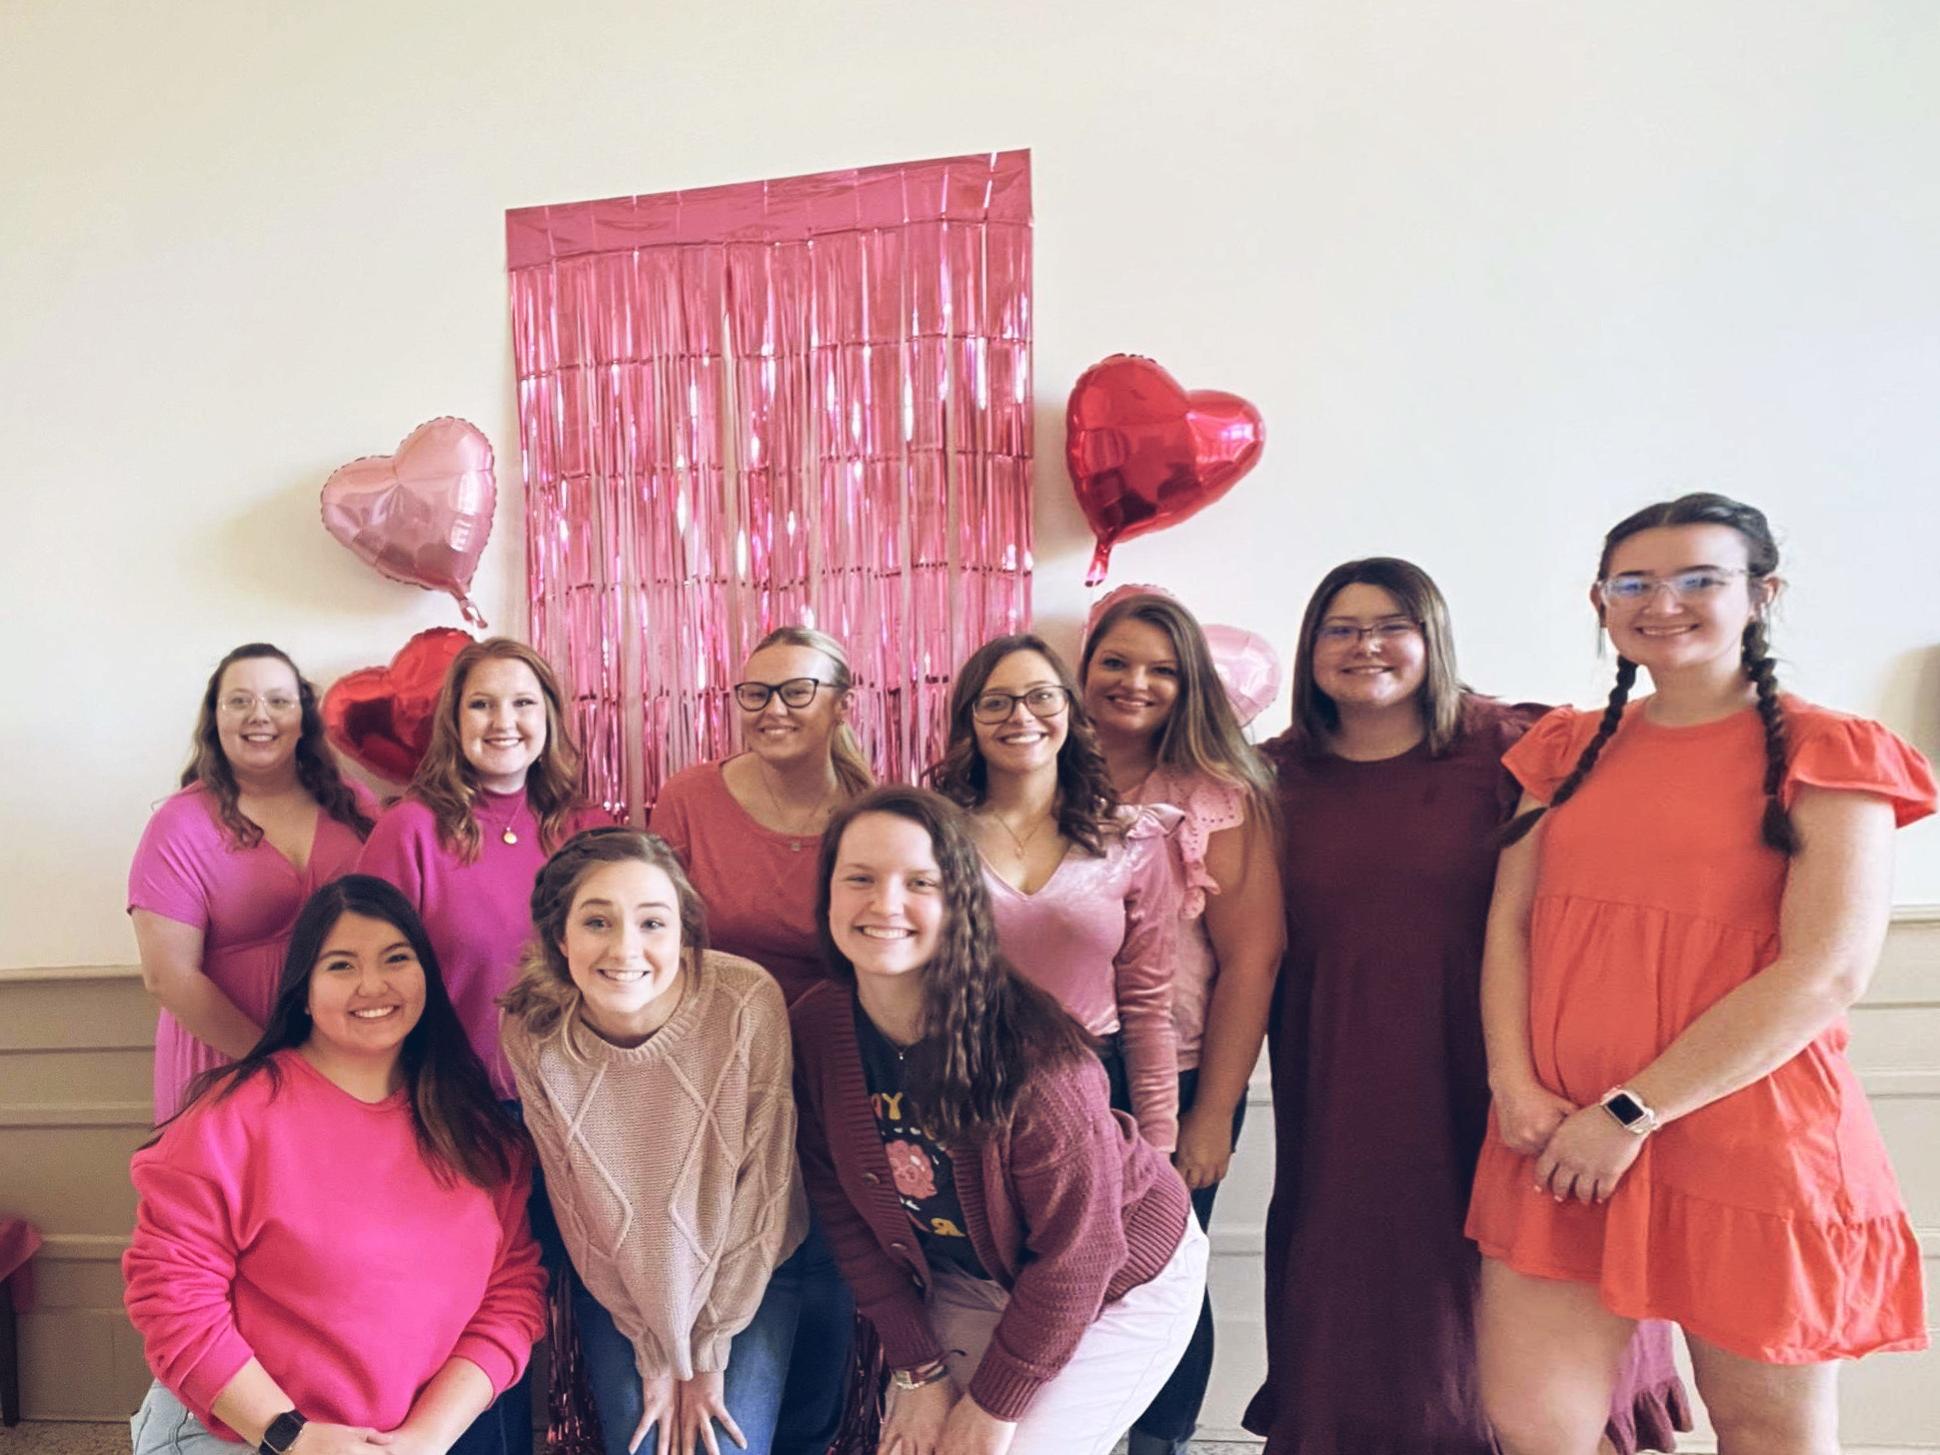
[1242,695,1690,1455]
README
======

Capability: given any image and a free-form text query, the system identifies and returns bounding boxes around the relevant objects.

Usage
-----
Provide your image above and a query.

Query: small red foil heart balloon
[1066,355,1265,585]
[322,627,474,782]
[321,417,496,627]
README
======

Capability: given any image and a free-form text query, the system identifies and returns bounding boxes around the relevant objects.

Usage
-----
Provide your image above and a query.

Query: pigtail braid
[1743,619,1799,855]
[1500,657,1638,846]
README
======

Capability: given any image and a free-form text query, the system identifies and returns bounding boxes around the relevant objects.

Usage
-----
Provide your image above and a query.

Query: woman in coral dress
[1469,494,1936,1455]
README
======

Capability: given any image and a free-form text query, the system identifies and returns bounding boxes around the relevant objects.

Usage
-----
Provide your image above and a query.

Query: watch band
[259,1410,307,1455]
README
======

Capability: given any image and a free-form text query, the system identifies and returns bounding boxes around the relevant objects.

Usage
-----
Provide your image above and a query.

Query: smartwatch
[1599,1086,1660,1136]
[260,1411,307,1455]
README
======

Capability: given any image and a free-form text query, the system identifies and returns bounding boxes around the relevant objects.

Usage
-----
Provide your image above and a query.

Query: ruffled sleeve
[1780,706,1937,828]
[1501,707,1597,805]
[1138,768,1247,920]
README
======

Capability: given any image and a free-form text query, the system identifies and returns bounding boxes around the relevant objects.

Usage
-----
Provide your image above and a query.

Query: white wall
[4,0,1937,971]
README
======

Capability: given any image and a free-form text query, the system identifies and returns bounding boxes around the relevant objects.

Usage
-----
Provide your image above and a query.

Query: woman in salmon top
[1468,493,1936,1454]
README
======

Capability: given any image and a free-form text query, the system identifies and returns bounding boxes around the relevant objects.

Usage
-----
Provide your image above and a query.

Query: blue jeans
[578,1231,820,1455]
[770,1209,853,1455]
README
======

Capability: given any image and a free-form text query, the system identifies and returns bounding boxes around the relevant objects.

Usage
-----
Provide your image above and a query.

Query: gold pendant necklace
[477,795,522,846]
[757,763,835,851]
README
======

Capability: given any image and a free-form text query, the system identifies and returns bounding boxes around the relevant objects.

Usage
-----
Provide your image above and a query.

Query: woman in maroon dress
[1242,558,1690,1455]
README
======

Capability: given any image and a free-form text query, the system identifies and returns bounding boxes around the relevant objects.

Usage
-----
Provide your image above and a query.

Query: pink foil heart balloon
[1066,355,1266,585]
[321,417,496,627]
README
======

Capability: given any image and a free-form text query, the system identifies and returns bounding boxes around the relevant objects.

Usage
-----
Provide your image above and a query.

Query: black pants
[1092,1056,1248,1449]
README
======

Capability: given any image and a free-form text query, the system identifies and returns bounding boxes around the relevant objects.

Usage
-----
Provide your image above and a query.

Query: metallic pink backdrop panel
[507,151,1033,819]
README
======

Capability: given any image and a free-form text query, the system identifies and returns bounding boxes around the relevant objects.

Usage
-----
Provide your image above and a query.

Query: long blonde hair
[1079,593,1277,824]
[409,637,584,863]
[499,828,708,1046]
[747,625,874,799]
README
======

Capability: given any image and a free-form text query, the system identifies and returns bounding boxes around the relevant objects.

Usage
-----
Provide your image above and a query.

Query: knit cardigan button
[863,1172,881,1185]
[889,1240,908,1252]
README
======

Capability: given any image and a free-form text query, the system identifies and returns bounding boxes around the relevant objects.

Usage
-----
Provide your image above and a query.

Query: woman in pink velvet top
[358,637,594,1097]
[930,633,1186,1152]
[130,642,376,1122]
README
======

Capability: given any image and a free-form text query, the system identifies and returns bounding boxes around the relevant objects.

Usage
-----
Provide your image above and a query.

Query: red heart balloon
[1065,355,1265,585]
[322,627,474,782]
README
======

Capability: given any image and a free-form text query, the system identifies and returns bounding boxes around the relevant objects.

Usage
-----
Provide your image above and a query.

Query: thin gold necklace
[756,761,835,850]
[988,807,1049,859]
[474,790,523,846]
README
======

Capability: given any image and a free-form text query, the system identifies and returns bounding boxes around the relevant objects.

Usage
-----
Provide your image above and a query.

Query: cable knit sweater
[790,982,1192,1421]
[501,950,808,1381]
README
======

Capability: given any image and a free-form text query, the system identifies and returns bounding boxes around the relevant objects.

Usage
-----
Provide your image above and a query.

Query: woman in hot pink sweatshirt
[123,875,545,1455]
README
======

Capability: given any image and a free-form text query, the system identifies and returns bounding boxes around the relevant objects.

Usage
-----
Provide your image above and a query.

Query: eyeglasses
[218,692,301,716]
[971,686,1070,724]
[1314,621,1420,649]
[1597,568,1749,604]
[733,677,832,712]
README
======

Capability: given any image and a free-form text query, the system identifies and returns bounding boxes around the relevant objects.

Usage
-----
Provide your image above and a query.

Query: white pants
[927,1217,1208,1455]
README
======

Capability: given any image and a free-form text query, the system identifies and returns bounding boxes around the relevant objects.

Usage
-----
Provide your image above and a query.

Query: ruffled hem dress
[1465,696,1937,1364]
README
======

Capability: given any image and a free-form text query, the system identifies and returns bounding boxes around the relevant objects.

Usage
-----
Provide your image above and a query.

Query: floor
[0,1427,1269,1454]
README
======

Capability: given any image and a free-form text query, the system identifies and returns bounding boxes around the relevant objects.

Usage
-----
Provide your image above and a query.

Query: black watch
[260,1411,307,1455]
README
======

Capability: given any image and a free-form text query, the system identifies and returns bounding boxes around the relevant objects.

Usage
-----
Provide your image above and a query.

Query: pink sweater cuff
[176,1336,255,1429]
[450,1333,526,1398]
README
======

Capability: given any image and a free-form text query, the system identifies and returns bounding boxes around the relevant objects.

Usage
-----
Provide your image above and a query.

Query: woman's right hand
[1491,1076,1577,1157]
[629,1372,679,1455]
[881,1374,959,1455]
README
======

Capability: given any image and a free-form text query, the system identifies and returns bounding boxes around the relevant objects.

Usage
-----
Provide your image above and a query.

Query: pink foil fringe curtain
[507,151,1033,819]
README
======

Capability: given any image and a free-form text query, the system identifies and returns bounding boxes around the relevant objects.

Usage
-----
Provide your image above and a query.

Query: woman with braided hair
[1468,493,1936,1454]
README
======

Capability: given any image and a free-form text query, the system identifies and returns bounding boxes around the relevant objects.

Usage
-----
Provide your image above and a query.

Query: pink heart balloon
[321,417,495,627]
[1203,623,1283,728]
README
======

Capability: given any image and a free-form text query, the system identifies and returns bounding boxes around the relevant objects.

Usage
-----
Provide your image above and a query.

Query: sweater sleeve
[447,1153,548,1397]
[356,801,429,911]
[1116,809,1183,1152]
[965,1060,1130,1420]
[121,1103,258,1426]
[790,1000,945,1371]
[691,974,802,1372]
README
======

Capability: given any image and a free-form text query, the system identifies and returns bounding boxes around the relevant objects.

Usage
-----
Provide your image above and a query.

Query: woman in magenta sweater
[794,786,1206,1455]
[123,874,544,1455]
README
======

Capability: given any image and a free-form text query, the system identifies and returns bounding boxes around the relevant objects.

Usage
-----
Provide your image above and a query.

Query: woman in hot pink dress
[929,633,1185,1151]
[130,642,375,1122]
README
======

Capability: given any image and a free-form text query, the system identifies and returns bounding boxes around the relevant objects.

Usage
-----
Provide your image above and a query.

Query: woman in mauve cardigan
[793,786,1206,1455]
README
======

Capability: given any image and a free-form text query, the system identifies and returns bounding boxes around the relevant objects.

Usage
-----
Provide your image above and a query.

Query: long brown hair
[745,625,875,799]
[816,787,1096,1143]
[1079,592,1277,823]
[926,633,1121,855]
[499,828,709,1044]
[1502,493,1795,854]
[150,876,523,1191]
[180,643,374,846]
[409,638,584,863]
[1278,559,1465,758]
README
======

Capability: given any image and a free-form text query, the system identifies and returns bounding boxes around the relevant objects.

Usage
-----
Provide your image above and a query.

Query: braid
[1501,657,1638,846]
[1743,620,1799,855]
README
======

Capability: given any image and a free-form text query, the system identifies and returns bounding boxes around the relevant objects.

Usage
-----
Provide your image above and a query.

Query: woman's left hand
[674,1371,746,1455]
[937,1396,1017,1455]
[1172,1102,1234,1191]
[1532,1104,1647,1205]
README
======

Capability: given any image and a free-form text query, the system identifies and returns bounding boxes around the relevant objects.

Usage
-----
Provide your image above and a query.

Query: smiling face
[1596,523,1771,676]
[1082,618,1181,744]
[459,657,548,793]
[1310,583,1427,713]
[970,649,1070,779]
[828,811,946,983]
[214,656,304,778]
[304,911,427,1063]
[739,642,848,769]
[560,858,686,1040]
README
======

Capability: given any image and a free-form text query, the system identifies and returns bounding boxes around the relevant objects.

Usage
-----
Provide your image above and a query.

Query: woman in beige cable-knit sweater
[500,828,811,1455]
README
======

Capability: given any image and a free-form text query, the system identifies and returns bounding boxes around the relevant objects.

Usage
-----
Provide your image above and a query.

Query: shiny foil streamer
[507,152,1034,819]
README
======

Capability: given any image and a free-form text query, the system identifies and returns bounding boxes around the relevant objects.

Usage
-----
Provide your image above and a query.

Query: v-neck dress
[982,805,1186,1150]
[128,782,372,1121]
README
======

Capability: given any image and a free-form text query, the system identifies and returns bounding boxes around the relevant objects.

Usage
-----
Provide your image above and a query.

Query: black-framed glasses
[733,677,831,712]
[971,686,1070,724]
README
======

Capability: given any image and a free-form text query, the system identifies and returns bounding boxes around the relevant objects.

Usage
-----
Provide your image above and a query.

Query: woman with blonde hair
[647,624,873,1454]
[131,642,377,1120]
[501,828,810,1455]
[1078,592,1283,1455]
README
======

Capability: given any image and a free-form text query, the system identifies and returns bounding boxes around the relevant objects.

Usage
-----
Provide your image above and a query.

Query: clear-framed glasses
[1597,568,1749,604]
[1314,620,1420,650]
[971,686,1070,724]
[218,692,301,717]
[733,677,831,712]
